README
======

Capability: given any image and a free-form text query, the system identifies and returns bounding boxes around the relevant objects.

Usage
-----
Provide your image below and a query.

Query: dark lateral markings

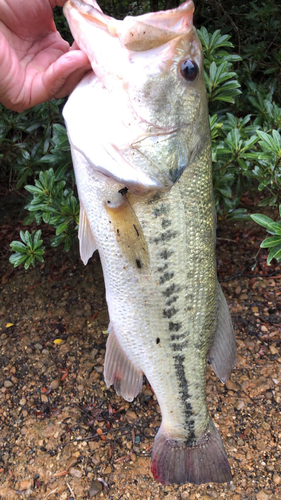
[161,219,172,229]
[173,354,196,444]
[157,263,168,273]
[159,249,173,260]
[159,272,174,284]
[165,295,178,306]
[162,283,181,297]
[153,230,178,244]
[170,338,190,352]
[163,307,178,318]
[153,203,169,217]
[169,321,182,331]
[170,333,185,341]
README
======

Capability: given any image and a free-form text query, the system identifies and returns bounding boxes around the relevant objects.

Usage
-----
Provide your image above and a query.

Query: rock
[104,465,111,474]
[256,441,266,451]
[226,379,240,392]
[125,410,138,423]
[256,491,270,500]
[4,380,13,388]
[91,453,101,465]
[89,348,98,360]
[235,399,245,410]
[269,345,278,355]
[49,378,60,390]
[239,293,248,301]
[273,474,281,485]
[69,467,82,478]
[90,479,102,497]
[94,365,103,374]
[20,479,32,490]
[256,490,270,500]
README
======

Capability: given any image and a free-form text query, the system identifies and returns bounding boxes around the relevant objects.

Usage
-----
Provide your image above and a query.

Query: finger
[41,50,91,99]
[50,1,69,7]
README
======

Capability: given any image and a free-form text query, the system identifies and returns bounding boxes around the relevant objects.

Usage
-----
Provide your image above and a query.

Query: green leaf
[56,220,70,235]
[9,253,28,267]
[267,244,281,265]
[250,214,276,230]
[260,235,281,248]
[10,241,27,253]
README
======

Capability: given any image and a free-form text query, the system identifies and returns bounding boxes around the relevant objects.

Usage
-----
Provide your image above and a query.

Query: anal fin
[104,326,143,402]
[208,284,237,383]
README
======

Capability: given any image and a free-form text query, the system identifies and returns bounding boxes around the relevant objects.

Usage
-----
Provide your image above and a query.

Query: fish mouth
[64,0,195,51]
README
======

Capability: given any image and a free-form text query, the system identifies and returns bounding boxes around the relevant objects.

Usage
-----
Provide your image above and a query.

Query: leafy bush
[250,210,281,265]
[4,0,281,268]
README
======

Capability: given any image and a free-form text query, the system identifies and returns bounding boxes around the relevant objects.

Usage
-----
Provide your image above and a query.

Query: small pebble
[94,365,103,374]
[20,479,32,490]
[273,474,281,485]
[90,479,102,497]
[125,410,138,423]
[235,399,244,410]
[4,380,13,388]
[256,491,270,500]
[69,467,82,478]
[49,378,60,390]
[226,379,240,392]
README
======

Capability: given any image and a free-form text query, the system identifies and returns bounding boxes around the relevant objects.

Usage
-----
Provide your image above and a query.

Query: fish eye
[180,59,199,82]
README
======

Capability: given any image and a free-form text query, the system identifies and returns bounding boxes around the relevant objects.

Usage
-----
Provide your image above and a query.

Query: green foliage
[199,26,281,225]
[250,209,281,265]
[4,0,281,268]
[0,99,67,189]
[24,166,79,252]
[9,230,45,269]
[198,28,241,105]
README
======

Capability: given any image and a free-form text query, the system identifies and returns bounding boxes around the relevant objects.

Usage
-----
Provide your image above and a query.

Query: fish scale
[63,0,236,485]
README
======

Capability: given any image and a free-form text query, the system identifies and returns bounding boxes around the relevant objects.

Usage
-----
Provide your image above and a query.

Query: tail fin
[151,420,232,485]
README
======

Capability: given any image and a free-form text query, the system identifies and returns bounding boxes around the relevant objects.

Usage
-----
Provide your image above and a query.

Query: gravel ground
[0,205,280,500]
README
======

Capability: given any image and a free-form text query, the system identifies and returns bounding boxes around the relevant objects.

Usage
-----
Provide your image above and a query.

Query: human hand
[0,0,91,112]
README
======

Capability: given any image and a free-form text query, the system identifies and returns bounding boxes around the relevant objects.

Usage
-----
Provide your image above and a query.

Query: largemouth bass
[63,0,237,485]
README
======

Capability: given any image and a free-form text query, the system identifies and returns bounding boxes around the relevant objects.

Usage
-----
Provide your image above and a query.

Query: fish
[63,0,237,485]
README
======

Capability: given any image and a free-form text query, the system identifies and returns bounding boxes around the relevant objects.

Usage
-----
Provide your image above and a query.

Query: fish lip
[65,0,195,36]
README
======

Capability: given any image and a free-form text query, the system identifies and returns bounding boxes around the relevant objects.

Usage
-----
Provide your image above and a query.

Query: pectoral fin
[78,201,97,265]
[105,190,149,271]
[208,285,237,383]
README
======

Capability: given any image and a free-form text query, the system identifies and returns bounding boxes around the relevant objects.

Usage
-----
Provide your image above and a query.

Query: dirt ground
[0,198,280,500]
